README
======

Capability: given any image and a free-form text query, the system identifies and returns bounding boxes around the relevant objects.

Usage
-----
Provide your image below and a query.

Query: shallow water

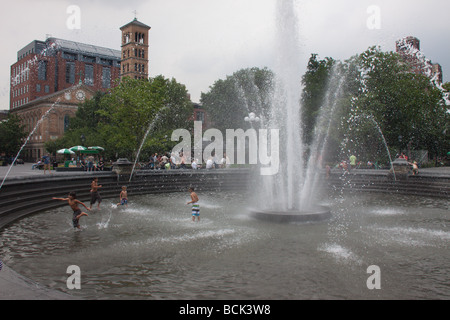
[0,191,449,299]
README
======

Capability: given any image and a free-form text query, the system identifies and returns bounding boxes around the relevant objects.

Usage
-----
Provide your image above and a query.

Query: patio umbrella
[57,149,75,155]
[70,146,87,152]
[88,146,105,151]
[70,146,87,167]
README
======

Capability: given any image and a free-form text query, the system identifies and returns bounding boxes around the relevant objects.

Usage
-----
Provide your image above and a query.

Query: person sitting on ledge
[409,161,419,175]
[31,160,42,170]
[97,159,105,171]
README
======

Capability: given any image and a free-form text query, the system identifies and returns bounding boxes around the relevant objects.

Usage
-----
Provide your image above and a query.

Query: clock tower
[120,18,151,80]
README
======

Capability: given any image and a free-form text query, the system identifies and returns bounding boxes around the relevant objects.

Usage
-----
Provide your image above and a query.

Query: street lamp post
[78,134,86,167]
[244,112,260,129]
[244,113,260,165]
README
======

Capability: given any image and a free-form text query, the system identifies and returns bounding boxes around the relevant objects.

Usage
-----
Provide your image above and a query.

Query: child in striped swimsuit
[187,187,200,222]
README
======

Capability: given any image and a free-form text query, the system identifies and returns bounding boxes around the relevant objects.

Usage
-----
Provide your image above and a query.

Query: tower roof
[120,18,151,30]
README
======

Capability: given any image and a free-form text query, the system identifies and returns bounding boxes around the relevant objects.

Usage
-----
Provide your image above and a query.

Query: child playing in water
[90,177,102,210]
[52,192,90,229]
[117,186,128,207]
[187,187,200,222]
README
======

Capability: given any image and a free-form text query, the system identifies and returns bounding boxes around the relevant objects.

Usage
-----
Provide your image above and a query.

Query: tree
[0,114,27,157]
[201,67,274,133]
[97,76,193,160]
[352,47,448,158]
[300,46,449,165]
[300,54,335,145]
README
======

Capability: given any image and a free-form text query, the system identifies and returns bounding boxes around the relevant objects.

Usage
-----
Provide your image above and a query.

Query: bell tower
[120,18,151,80]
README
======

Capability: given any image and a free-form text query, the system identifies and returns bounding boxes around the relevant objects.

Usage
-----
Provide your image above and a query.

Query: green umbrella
[57,149,75,155]
[81,149,99,154]
[88,146,105,151]
[70,146,87,152]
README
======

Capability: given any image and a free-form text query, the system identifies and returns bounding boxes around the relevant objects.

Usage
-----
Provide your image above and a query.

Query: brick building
[11,84,95,161]
[396,36,443,84]
[9,36,121,161]
[10,37,121,110]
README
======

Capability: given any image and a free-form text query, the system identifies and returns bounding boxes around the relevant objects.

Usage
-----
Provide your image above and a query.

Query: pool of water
[0,191,449,299]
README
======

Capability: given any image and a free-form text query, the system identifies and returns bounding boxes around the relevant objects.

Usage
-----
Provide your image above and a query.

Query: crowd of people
[144,151,231,170]
[79,156,106,172]
[333,152,420,175]
[32,154,108,173]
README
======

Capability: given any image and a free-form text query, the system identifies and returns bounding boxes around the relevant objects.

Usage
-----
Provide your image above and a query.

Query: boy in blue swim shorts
[117,186,128,207]
[187,187,200,222]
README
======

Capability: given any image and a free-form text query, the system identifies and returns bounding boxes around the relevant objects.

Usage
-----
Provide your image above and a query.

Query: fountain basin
[251,205,331,223]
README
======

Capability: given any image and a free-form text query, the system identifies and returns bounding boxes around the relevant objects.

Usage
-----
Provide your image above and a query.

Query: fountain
[251,0,332,223]
[1,0,449,301]
[345,113,396,180]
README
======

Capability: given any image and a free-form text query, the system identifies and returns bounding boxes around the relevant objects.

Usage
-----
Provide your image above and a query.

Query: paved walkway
[0,264,74,300]
[0,163,104,182]
[1,162,448,182]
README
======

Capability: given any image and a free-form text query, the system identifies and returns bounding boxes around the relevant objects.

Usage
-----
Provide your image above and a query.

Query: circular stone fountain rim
[250,205,332,223]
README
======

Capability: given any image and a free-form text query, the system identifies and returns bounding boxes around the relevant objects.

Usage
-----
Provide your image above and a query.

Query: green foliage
[301,54,335,144]
[302,46,449,163]
[0,114,27,156]
[351,47,448,157]
[201,67,274,132]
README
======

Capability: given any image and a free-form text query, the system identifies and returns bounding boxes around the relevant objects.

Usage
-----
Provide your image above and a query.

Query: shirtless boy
[117,186,128,207]
[187,187,200,222]
[53,192,90,229]
[90,177,102,209]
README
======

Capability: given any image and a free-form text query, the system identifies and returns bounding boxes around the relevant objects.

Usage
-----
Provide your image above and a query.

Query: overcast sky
[1,0,449,110]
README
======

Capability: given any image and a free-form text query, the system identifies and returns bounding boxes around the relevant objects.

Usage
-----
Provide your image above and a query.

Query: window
[37,60,47,80]
[64,115,70,132]
[36,84,41,92]
[65,62,75,84]
[44,85,50,93]
[85,64,94,86]
[102,67,111,88]
[83,55,95,63]
[196,111,205,122]
[62,52,77,60]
